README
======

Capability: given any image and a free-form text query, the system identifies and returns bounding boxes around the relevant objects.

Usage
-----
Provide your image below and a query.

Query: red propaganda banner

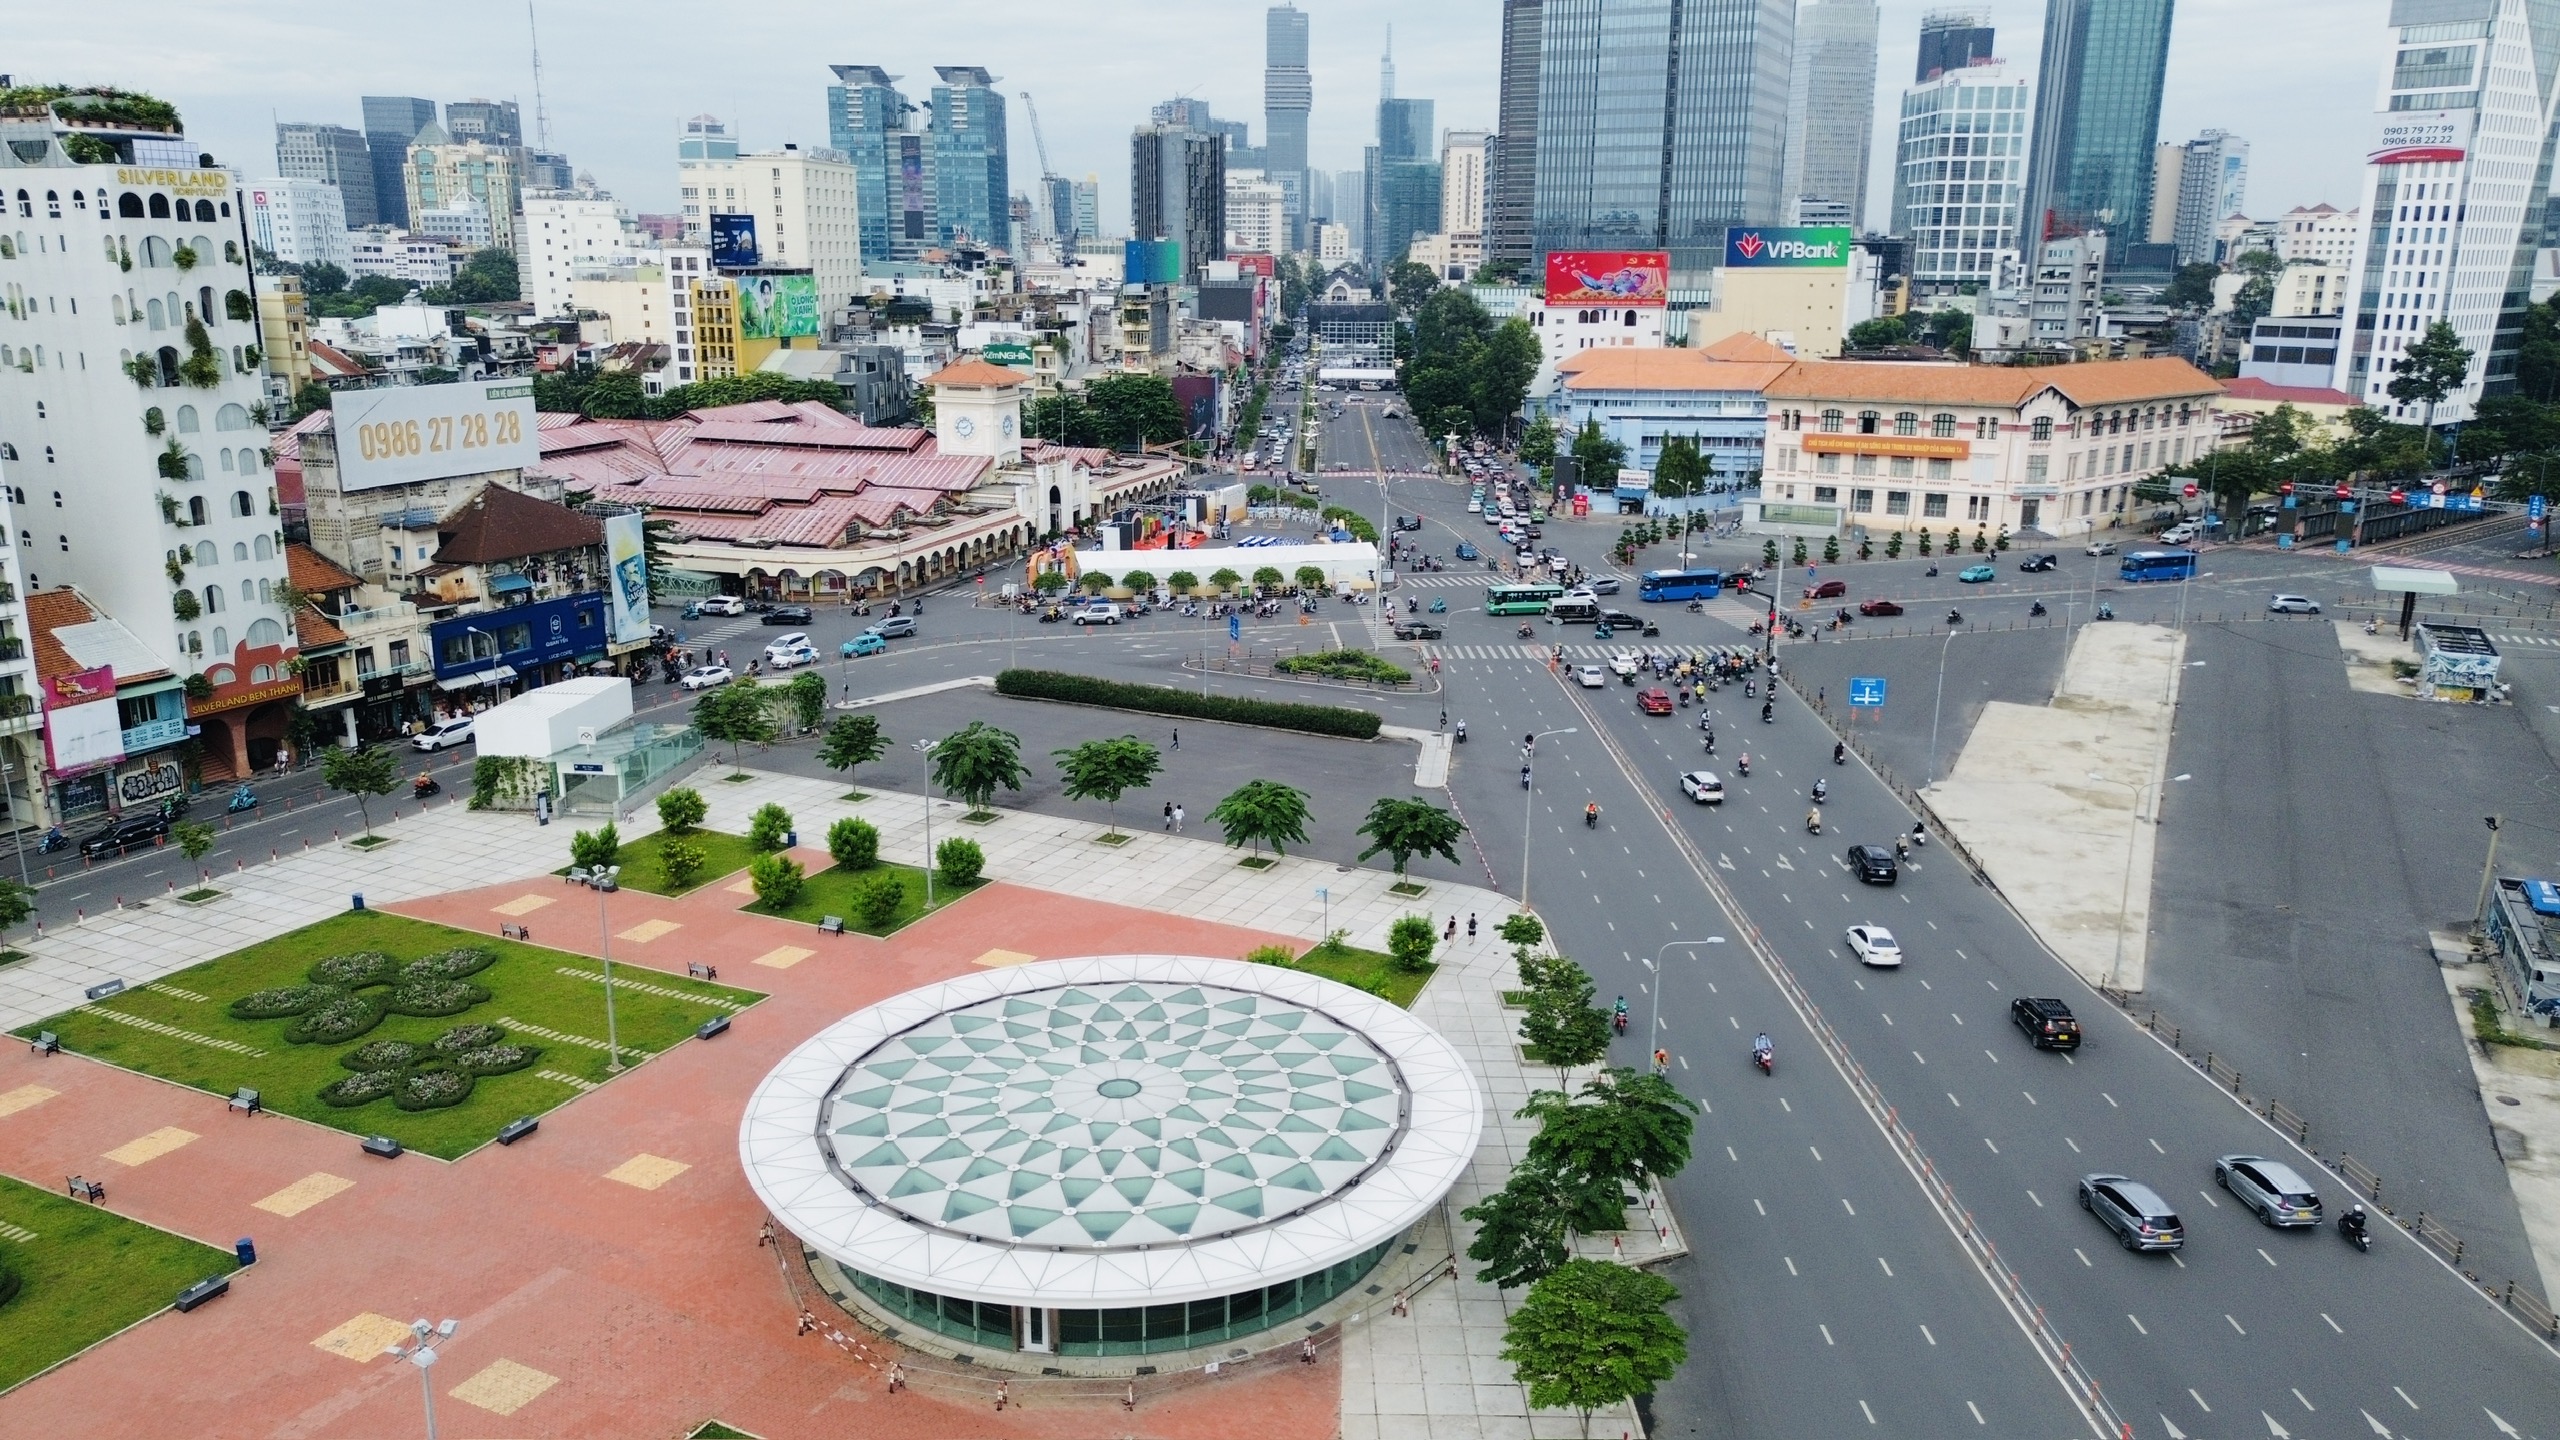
[1544,250,1670,307]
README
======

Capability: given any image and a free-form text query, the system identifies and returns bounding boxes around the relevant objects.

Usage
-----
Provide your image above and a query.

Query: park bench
[65,1175,103,1203]
[819,915,846,936]
[226,1087,262,1116]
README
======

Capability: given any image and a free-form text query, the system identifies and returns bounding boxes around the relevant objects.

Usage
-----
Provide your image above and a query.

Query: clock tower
[924,358,1027,466]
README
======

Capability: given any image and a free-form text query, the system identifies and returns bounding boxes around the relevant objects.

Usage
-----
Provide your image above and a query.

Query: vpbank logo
[1724,226,1851,269]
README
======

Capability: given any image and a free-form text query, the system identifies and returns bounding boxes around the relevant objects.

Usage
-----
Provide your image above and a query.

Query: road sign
[1229,613,1242,642]
[2532,495,2548,520]
[1847,676,1887,708]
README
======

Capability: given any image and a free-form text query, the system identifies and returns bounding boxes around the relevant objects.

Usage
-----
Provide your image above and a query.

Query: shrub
[0,1248,21,1308]
[340,1040,425,1071]
[230,983,338,1019]
[381,978,492,1018]
[656,786,707,834]
[1245,944,1295,966]
[403,947,497,982]
[658,837,707,890]
[432,1023,508,1053]
[1274,649,1411,685]
[855,873,905,929]
[1388,914,1439,973]
[935,836,985,887]
[448,1043,542,1076]
[749,851,805,909]
[993,669,1382,739]
[391,1064,475,1111]
[283,990,387,1045]
[828,816,880,870]
[569,822,621,871]
[317,1069,403,1108]
[747,802,794,853]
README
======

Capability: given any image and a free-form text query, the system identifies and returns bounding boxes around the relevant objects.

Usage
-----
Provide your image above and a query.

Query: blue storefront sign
[430,593,607,684]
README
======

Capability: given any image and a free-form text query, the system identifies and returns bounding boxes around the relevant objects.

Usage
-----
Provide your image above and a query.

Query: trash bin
[235,1237,256,1266]
[785,831,798,849]
[351,893,365,911]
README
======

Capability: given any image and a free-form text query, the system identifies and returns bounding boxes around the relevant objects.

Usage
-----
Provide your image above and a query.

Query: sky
[12,0,2390,236]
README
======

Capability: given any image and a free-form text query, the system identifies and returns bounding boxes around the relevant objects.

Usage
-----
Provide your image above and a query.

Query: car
[2011,996,2081,1049]
[1637,687,1674,715]
[2160,523,2201,545]
[1465,499,1483,513]
[761,605,815,626]
[2083,540,2119,556]
[696,595,746,616]
[1678,770,1725,804]
[2079,1174,2185,1251]
[1845,843,1898,884]
[680,663,735,690]
[1599,608,1638,630]
[1395,515,1422,531]
[2267,594,2321,615]
[842,633,888,658]
[1804,579,1849,600]
[2215,1155,2324,1226]
[80,813,168,859]
[1574,663,1607,688]
[1609,650,1642,677]
[1588,577,1621,595]
[763,633,818,669]
[412,716,476,752]
[1391,621,1443,641]
[1844,924,1903,967]
[1857,598,1904,617]
[2018,553,2058,572]
[867,616,920,639]
[1454,541,1479,560]
[1958,563,1997,583]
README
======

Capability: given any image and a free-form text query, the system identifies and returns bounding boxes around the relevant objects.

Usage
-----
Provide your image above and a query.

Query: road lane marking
[1754,1198,1766,1215]
[2150,1137,2166,1154]
[1728,1146,1739,1161]
[2320,1313,2343,1334]
[2191,1388,2214,1413]
[1820,1323,1835,1345]
[1951,1012,1965,1026]
[2104,1092,2119,1107]
[1984,1138,2000,1154]
[1913,1050,1926,1064]
[2394,1387,2417,1410]
[2066,1137,2081,1153]
[1922,1324,1937,1345]
[2292,1388,2315,1412]
[2225,1314,2246,1335]
[1785,1256,1799,1275]
[1809,1146,1823,1161]
[2027,1189,2042,1206]
[1841,1198,1855,1215]
[1946,1091,1961,1107]
[2259,1248,2277,1267]
[1779,1097,1792,1112]
[1859,1401,1877,1426]
[2128,1313,2148,1334]
[1966,1401,1984,1425]
[2199,1191,2219,1208]
[1877,1256,1894,1277]
[2075,1248,2092,1266]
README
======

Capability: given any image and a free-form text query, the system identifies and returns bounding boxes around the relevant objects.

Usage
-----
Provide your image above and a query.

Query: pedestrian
[1466,913,1477,939]
[757,1220,776,1248]
[1163,801,1174,832]
[994,1380,1009,1411]
[1123,1382,1137,1413]
[1444,916,1456,941]
[1171,727,1180,750]
[1173,803,1185,833]
[886,1362,906,1394]
[797,1309,817,1335]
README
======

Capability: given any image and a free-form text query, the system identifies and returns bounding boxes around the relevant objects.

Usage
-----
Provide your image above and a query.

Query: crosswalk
[2494,632,2560,649]
[1421,643,1751,662]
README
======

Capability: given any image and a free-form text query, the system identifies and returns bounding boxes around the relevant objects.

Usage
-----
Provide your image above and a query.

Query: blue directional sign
[2532,495,2548,520]
[1847,676,1887,708]
[1229,613,1242,642]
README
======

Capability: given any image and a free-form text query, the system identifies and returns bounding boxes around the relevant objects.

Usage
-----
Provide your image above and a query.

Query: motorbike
[2095,603,2115,621]
[1584,806,1599,829]
[1834,743,1846,765]
[1428,598,1447,614]
[1039,606,1065,624]
[1737,755,1750,777]
[1806,808,1823,834]
[1925,565,1940,577]
[1517,622,1535,640]
[1520,766,1533,790]
[1454,722,1467,744]
[1622,671,1635,686]
[412,776,443,800]
[2339,1211,2371,1252]
[681,601,704,621]
[1946,608,1964,625]
[1613,1011,1629,1035]
[225,784,259,814]
[1753,1044,1774,1076]
[38,827,68,854]
[1761,702,1774,723]
[1811,780,1828,803]
[1406,598,1418,613]
[157,794,191,822]
[2029,601,2047,617]
[1686,600,1704,614]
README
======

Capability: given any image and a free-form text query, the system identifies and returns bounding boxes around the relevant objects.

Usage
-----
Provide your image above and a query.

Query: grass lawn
[11,911,761,1159]
[744,861,980,936]
[607,829,763,897]
[1291,940,1433,1009]
[0,1172,237,1392]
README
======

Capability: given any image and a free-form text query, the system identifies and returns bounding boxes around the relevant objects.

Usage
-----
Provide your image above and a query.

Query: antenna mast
[527,1,552,151]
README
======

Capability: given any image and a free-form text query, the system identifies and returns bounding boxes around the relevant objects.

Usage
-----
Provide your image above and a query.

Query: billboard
[2370,109,2473,165]
[603,511,652,647]
[709,213,760,268]
[982,340,1035,368]
[1723,227,1852,268]
[1124,238,1184,286]
[736,272,821,340]
[1545,250,1670,306]
[331,379,537,492]
[43,665,122,773]
[1229,252,1277,279]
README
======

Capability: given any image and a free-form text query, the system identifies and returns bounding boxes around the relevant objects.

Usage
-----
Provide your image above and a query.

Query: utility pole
[2474,815,2503,936]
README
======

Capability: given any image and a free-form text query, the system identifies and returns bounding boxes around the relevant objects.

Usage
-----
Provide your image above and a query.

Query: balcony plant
[157,440,187,480]
[123,353,159,388]
[172,590,200,621]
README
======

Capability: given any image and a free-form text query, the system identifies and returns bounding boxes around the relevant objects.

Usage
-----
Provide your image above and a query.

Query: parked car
[763,633,818,669]
[2267,594,2321,615]
[1845,843,1899,884]
[1072,604,1123,626]
[2011,996,2081,1050]
[1391,621,1443,641]
[696,595,746,616]
[761,605,815,626]
[1857,599,1904,617]
[1575,663,1607,688]
[867,616,920,639]
[2079,1174,2185,1251]
[1637,687,1675,715]
[1678,770,1725,804]
[2084,540,2119,556]
[2018,554,2058,572]
[841,633,888,658]
[412,716,476,753]
[80,813,169,859]
[1958,564,1997,583]
[2214,1155,2324,1227]
[1843,924,1903,967]
[1804,579,1850,600]
[680,664,735,690]
[2160,523,2201,545]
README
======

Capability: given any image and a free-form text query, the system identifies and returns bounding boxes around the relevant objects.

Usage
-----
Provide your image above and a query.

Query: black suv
[1391,621,1444,641]
[2012,996,2081,1049]
[2018,553,2058,572]
[762,605,815,625]
[81,813,169,860]
[1845,844,1898,884]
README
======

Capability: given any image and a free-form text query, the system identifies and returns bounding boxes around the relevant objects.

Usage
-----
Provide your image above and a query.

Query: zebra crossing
[1422,642,1701,661]
[2495,631,2560,649]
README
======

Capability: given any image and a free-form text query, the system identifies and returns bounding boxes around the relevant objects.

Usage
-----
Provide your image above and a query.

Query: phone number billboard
[331,379,536,492]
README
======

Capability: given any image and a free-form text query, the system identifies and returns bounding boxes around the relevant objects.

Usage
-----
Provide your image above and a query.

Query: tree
[1119,567,1157,595]
[1208,779,1312,859]
[2389,320,2476,425]
[1651,435,1706,501]
[0,878,32,941]
[818,714,888,794]
[1165,568,1199,594]
[747,802,794,853]
[2163,262,2221,312]
[1570,419,1626,479]
[1294,564,1327,594]
[1847,315,1910,350]
[1052,735,1162,838]
[1032,569,1068,595]
[748,852,805,910]
[1356,796,1466,882]
[935,836,985,886]
[828,816,880,870]
[301,261,349,298]
[928,721,1028,814]
[321,743,400,838]
[1078,571,1113,596]
[656,786,706,835]
[1209,566,1243,594]
[1461,1161,1579,1288]
[425,247,519,305]
[1502,1260,1686,1437]
[693,680,776,768]
[1497,912,1547,953]
[287,381,334,422]
[1387,913,1438,972]
[1388,258,1442,314]
[657,838,706,891]
[1518,414,1558,468]
[1921,309,1973,358]
[855,873,904,928]
[1520,1068,1700,1228]
[1518,956,1613,1079]
[569,822,621,872]
[785,671,827,733]
[173,820,216,865]
[1085,372,1188,450]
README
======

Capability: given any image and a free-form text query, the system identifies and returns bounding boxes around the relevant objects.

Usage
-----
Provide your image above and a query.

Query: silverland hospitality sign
[1723,226,1851,268]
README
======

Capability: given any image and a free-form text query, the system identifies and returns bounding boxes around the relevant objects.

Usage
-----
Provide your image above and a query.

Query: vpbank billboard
[1724,226,1851,269]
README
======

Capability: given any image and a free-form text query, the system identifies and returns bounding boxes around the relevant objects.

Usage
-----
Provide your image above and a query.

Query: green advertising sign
[984,341,1035,368]
[737,273,820,340]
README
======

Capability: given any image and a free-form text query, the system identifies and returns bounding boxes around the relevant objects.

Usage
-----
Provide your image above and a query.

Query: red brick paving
[0,866,1335,1439]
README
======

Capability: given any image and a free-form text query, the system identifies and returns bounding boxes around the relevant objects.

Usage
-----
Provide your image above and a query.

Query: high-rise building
[1152,99,1216,132]
[1266,5,1313,248]
[1333,169,1367,253]
[930,67,1009,250]
[1782,0,1880,229]
[2145,143,2185,245]
[1226,171,1289,255]
[826,65,914,264]
[1893,62,2030,293]
[1073,177,1102,241]
[274,122,378,227]
[2334,0,2560,421]
[403,123,525,257]
[245,178,353,271]
[524,188,640,319]
[360,95,437,226]
[1916,7,1996,81]
[2165,130,2247,266]
[1487,0,1545,272]
[2275,204,2359,266]
[1441,131,1490,239]
[1131,125,1225,282]
[676,123,864,311]
[2019,0,2176,247]
[524,151,576,191]
[443,99,523,149]
[1368,96,1436,267]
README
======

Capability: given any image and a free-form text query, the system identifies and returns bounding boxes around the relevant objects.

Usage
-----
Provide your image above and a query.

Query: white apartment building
[658,246,712,389]
[2333,0,2556,421]
[347,228,459,288]
[2274,263,2349,318]
[678,141,863,312]
[524,190,641,319]
[0,114,300,784]
[414,203,493,253]
[244,178,352,271]
[1317,222,1351,265]
[2275,204,2361,266]
[1892,62,2030,295]
[1440,130,1489,240]
[1520,300,1668,407]
[402,127,523,255]
[1224,171,1288,256]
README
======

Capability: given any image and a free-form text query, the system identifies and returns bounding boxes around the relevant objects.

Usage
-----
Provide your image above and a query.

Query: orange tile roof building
[1552,349,1799,496]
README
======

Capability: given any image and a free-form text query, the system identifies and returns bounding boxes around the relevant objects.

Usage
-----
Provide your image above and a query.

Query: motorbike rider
[1585,802,1600,828]
[1737,753,1750,776]
[1811,778,1828,803]
[2029,601,2047,617]
[1762,700,1775,723]
[1833,741,1847,765]
[1520,764,1533,789]
[1806,806,1823,833]
[2340,1203,2369,1240]
[1947,607,1963,624]
[1753,1032,1773,1064]
[1454,720,1467,743]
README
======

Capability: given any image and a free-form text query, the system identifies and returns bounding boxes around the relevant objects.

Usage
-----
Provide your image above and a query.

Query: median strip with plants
[994,668,1382,738]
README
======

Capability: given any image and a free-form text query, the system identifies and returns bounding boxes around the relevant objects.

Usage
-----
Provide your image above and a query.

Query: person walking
[1163,801,1174,832]
[1171,728,1180,750]
[1173,803,1185,833]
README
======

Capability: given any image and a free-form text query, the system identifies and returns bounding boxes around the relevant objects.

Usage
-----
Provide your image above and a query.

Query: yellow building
[256,273,313,394]
[1691,265,1850,359]
[689,277,739,380]
[573,262,671,347]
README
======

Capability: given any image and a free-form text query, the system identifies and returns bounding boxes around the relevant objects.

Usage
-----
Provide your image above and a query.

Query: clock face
[1001,413,1016,437]
[954,415,977,438]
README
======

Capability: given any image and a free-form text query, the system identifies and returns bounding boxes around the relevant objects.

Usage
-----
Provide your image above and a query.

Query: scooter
[1946,608,1964,626]
[2029,601,2047,617]
[225,784,259,814]
[1454,722,1467,744]
[412,775,443,800]
[1736,755,1750,777]
[38,827,68,854]
[2095,603,2115,621]
[1613,1011,1629,1035]
[1805,808,1823,834]
[1811,779,1829,804]
[1752,1044,1774,1076]
[1834,743,1846,765]
[2339,1210,2371,1252]
[1521,766,1533,790]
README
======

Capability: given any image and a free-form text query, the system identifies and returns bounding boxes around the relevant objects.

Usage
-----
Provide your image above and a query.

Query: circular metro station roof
[739,955,1482,1308]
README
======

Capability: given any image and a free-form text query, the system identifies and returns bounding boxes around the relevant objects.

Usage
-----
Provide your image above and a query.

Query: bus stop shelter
[2369,565,2460,640]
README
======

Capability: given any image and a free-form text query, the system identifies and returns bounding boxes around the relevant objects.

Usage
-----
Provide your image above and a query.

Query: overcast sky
[16,0,2387,234]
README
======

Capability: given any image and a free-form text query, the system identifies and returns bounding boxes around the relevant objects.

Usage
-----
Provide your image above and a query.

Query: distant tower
[1381,24,1396,101]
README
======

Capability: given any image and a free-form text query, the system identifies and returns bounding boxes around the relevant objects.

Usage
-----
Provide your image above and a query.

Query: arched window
[0,444,11,461]
[201,585,223,614]
[251,664,273,684]
[186,630,201,655]
[232,490,253,517]
[118,192,145,218]
[44,191,59,219]
[11,189,25,218]
[155,346,180,386]
[239,580,256,607]
[232,542,248,562]
[1932,412,1957,438]
[187,495,207,527]
[198,285,214,322]
[194,541,216,566]
[238,448,260,474]
[207,662,233,683]
[194,201,217,222]
[183,453,204,482]
[140,236,169,266]
[252,534,273,560]
[166,291,181,322]
[147,193,170,219]
[146,298,165,330]
[210,627,228,655]
[2031,417,2054,442]
[175,404,199,432]
[219,449,233,472]
[1894,411,1919,436]
[1857,410,1881,435]
[216,403,249,431]
[110,294,125,324]
[1819,408,1844,433]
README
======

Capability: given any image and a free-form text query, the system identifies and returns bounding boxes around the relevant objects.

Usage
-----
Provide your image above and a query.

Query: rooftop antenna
[527,0,552,151]
[1381,24,1395,100]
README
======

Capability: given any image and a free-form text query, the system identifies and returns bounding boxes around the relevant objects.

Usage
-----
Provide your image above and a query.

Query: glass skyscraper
[827,65,911,263]
[360,96,437,227]
[2018,0,2176,247]
[1531,0,1795,275]
[1488,0,1546,270]
[1368,98,1438,267]
[1893,63,2030,293]
[931,67,1010,251]
[1266,5,1313,246]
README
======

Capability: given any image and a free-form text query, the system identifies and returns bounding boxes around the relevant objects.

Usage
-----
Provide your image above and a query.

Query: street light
[2087,771,2189,989]
[1642,938,1727,1064]
[914,739,938,909]
[464,626,501,712]
[1925,627,1962,787]
[593,865,623,1071]
[385,1317,459,1440]
[1519,727,1579,906]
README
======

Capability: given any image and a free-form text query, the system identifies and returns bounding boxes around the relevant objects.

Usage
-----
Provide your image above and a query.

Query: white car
[411,716,475,753]
[2159,523,2201,545]
[1678,770,1725,804]
[1845,924,1903,968]
[763,633,818,669]
[1575,663,1607,688]
[2267,594,2321,615]
[680,664,735,690]
[1609,650,1642,677]
[696,595,745,616]
[2083,540,2118,556]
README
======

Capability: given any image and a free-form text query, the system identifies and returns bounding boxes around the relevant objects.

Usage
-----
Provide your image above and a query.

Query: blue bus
[2119,550,2199,583]
[1638,568,1725,602]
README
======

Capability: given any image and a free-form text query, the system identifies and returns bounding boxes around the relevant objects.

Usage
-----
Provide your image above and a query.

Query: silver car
[2080,1173,2185,1251]
[2215,1155,2322,1227]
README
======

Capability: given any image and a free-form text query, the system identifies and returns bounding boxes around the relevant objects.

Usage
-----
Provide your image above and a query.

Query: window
[1851,488,1876,513]
[1894,412,1919,436]
[1858,410,1881,435]
[1886,491,1911,516]
[187,495,207,526]
[1933,413,1957,438]
[232,542,247,561]
[1853,454,1877,476]
[1888,456,1914,478]
[194,541,215,566]
[1816,452,1840,474]
[2027,455,2049,484]
[1976,416,1996,439]
[253,534,272,560]
[232,490,253,517]
[2031,416,2053,441]
[211,626,227,654]
[1813,485,1839,504]
[240,580,257,607]
[1923,493,1950,518]
[202,585,223,614]
[1927,458,1952,481]
[1967,496,1992,521]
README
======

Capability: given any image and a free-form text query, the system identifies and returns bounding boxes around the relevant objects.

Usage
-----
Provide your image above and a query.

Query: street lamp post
[594,865,623,1071]
[2087,771,2189,989]
[2473,815,2504,934]
[385,1318,458,1440]
[1642,937,1727,1061]
[465,626,500,711]
[1519,727,1579,906]
[914,739,938,909]
[1925,628,1960,786]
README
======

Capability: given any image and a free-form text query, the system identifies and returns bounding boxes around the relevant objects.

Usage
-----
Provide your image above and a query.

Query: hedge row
[994,669,1382,739]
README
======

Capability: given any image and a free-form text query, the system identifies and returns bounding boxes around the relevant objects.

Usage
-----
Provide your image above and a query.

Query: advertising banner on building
[43,665,122,774]
[1123,239,1184,286]
[604,511,653,647]
[1722,227,1853,268]
[1544,250,1670,306]
[330,379,537,492]
[982,341,1035,368]
[736,273,820,339]
[709,212,760,267]
[2369,110,2474,166]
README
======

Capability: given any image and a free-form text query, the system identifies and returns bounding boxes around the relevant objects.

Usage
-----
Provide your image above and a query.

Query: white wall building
[658,245,712,388]
[2273,262,2349,318]
[1892,62,2030,296]
[2275,204,2360,266]
[348,228,460,288]
[1316,222,1351,265]
[1439,129,1489,239]
[414,203,493,253]
[1520,300,1668,408]
[525,190,641,319]
[1224,171,1289,256]
[678,142,864,313]
[244,178,352,272]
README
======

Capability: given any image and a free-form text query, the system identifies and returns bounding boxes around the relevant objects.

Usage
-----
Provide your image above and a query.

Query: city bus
[2119,550,2199,583]
[1485,583,1567,615]
[1639,568,1725,602]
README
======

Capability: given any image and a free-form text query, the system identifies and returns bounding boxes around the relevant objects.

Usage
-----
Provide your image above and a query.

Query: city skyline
[25,0,2384,237]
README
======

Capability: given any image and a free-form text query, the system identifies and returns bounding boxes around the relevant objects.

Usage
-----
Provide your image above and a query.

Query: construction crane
[1019,91,1060,184]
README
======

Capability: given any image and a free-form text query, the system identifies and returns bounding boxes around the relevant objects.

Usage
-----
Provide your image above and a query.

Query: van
[1549,597,1600,623]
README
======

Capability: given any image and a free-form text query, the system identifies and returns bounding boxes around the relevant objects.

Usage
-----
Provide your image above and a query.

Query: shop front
[429,594,610,715]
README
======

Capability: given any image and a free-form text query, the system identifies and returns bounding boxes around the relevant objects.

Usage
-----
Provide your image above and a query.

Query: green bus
[1485,583,1566,615]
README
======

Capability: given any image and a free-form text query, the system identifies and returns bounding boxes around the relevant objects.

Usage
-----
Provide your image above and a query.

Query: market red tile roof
[2219,377,2359,408]
[1697,332,1797,363]
[285,542,363,595]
